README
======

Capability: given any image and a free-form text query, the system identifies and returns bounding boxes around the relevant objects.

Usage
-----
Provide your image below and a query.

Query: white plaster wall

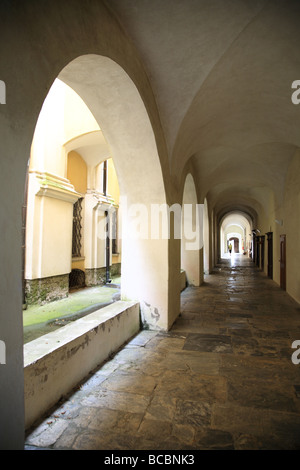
[40,197,73,278]
[59,55,174,331]
[25,172,81,280]
[256,190,281,285]
[30,79,100,178]
[181,173,202,286]
[203,198,210,274]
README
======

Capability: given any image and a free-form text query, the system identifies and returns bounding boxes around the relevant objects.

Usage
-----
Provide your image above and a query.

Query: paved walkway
[25,255,300,450]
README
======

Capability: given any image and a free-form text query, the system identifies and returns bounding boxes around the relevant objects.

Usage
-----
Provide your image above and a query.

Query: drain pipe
[103,160,111,284]
[105,210,111,284]
[22,159,30,309]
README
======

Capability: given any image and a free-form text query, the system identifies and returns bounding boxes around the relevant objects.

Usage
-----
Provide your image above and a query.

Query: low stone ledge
[24,300,140,430]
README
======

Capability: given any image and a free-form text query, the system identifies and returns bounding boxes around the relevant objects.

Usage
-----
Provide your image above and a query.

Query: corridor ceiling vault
[108,0,300,210]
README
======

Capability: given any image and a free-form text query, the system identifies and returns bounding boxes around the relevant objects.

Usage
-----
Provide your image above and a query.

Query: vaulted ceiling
[106,0,300,220]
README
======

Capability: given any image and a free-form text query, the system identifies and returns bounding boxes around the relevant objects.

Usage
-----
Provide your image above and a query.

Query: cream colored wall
[94,158,121,264]
[107,158,120,204]
[108,158,121,263]
[26,80,113,282]
[67,151,87,272]
[254,156,300,304]
[30,79,100,178]
[40,197,74,278]
[257,188,281,285]
[67,151,87,194]
[25,172,81,280]
[83,157,121,271]
[181,174,202,286]
[281,150,300,302]
[203,198,210,274]
[257,192,276,278]
[64,84,100,144]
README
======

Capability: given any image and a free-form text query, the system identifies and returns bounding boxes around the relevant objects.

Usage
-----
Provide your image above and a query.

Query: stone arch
[0,4,174,447]
[181,173,203,286]
[21,52,178,434]
[220,212,253,258]
[34,54,171,330]
[203,197,210,274]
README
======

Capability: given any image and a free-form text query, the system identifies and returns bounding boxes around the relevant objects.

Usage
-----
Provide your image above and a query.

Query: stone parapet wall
[24,301,140,430]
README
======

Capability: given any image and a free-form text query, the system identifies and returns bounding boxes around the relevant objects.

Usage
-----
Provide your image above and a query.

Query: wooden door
[280,234,286,290]
[266,232,273,279]
[260,235,265,270]
[252,231,256,262]
[256,236,260,267]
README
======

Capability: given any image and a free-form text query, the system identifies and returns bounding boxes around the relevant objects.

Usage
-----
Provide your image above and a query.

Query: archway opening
[23,54,174,430]
[24,55,171,339]
[59,55,171,329]
[23,79,122,341]
[220,212,252,259]
[228,236,240,254]
[181,173,203,286]
[203,198,210,274]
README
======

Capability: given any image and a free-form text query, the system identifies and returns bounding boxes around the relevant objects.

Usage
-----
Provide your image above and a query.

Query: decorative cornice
[86,189,118,211]
[31,170,83,203]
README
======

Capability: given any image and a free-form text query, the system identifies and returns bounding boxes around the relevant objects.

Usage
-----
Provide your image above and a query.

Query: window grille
[72,198,83,257]
[112,209,118,254]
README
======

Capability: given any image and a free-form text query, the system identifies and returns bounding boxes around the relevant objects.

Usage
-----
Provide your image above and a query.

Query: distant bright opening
[220,212,252,258]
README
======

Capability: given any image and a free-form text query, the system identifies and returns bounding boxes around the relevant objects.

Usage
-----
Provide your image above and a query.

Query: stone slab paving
[25,256,300,450]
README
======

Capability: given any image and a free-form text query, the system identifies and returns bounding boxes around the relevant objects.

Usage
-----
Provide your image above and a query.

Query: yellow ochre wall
[67,151,87,194]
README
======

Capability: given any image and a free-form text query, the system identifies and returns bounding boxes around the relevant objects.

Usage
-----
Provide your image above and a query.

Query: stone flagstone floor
[25,255,300,450]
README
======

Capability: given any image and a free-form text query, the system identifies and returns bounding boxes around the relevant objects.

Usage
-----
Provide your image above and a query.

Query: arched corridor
[1,0,300,450]
[25,255,300,450]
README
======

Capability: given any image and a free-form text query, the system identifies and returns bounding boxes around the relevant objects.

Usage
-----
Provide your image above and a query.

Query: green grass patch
[23,284,119,327]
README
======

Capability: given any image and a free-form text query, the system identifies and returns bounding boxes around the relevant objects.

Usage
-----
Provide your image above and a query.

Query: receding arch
[220,211,252,258]
[203,197,210,274]
[181,173,203,286]
[57,55,172,329]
